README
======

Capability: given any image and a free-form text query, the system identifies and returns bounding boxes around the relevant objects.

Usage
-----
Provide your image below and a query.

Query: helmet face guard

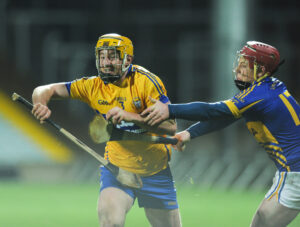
[96,47,123,83]
[232,55,254,90]
[95,34,134,83]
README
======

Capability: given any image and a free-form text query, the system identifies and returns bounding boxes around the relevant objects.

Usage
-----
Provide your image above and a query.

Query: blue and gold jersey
[65,64,172,176]
[224,77,300,172]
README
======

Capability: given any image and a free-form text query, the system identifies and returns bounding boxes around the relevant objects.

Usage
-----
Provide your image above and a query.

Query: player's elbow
[32,85,51,104]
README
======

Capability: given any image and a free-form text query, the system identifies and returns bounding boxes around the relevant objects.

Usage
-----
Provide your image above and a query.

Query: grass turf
[0,182,300,227]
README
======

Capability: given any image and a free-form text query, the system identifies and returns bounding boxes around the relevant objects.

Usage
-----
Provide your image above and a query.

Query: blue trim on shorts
[267,172,282,199]
[99,166,178,209]
[278,172,287,202]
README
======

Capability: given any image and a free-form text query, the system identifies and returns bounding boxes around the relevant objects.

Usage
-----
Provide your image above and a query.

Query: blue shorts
[99,166,178,209]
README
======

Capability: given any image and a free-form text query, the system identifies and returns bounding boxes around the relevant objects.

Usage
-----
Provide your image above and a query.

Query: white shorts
[265,171,300,210]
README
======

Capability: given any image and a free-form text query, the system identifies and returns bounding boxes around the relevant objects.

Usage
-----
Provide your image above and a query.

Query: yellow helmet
[95,33,134,83]
[96,33,133,58]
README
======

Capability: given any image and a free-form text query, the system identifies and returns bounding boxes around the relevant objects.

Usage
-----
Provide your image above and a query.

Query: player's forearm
[131,113,176,135]
[187,117,238,139]
[32,83,69,105]
[168,101,233,121]
[151,119,176,135]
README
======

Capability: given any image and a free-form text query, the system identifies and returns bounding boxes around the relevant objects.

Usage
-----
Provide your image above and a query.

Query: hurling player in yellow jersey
[31,34,182,227]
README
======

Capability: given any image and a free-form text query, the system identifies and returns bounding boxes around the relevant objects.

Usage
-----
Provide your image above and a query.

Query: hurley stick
[12,92,143,189]
[89,115,178,145]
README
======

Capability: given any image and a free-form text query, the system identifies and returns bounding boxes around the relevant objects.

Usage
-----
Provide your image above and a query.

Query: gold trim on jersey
[238,84,257,100]
[223,99,263,118]
[247,121,290,171]
[239,100,263,113]
[263,144,283,152]
[279,92,300,126]
[223,100,241,118]
[257,73,269,82]
[283,90,291,97]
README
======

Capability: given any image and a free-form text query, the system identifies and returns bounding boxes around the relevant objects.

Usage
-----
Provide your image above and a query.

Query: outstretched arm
[142,98,234,126]
[174,117,238,151]
[32,83,69,123]
[186,116,238,138]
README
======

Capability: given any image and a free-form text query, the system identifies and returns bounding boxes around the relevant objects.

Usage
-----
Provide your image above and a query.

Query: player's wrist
[129,112,144,124]
[182,130,191,142]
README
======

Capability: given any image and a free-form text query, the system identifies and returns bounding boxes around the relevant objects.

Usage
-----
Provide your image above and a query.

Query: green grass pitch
[0,182,299,227]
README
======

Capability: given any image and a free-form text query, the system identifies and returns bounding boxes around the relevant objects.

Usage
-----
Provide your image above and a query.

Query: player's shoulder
[69,76,103,93]
[132,65,160,79]
[234,77,281,101]
[131,64,163,84]
[258,77,286,98]
[266,77,286,91]
[132,65,151,74]
[232,83,264,106]
[74,75,101,84]
[74,75,98,81]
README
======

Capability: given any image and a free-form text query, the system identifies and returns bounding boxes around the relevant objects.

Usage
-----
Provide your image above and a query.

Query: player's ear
[126,55,133,64]
[257,65,266,78]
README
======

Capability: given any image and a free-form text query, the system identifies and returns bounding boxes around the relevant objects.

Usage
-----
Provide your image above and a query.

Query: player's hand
[172,130,191,152]
[106,107,133,124]
[141,97,170,126]
[32,103,51,123]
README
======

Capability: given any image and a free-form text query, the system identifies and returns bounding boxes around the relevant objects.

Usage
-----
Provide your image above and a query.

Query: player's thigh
[144,208,182,227]
[251,196,299,227]
[98,166,135,216]
[98,187,134,222]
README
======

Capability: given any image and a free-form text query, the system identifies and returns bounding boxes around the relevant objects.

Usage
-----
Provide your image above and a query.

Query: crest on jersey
[133,97,142,109]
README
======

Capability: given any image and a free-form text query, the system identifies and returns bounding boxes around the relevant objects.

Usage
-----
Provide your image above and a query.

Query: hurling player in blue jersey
[142,41,300,227]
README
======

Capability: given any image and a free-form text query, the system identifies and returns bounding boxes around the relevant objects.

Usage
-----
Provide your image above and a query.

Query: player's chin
[101,69,115,74]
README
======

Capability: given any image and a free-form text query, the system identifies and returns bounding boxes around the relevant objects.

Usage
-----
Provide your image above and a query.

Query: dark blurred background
[1,0,300,189]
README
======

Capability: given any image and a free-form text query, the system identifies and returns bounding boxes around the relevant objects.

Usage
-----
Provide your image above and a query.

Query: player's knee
[257,209,267,224]
[98,208,125,227]
[252,208,278,227]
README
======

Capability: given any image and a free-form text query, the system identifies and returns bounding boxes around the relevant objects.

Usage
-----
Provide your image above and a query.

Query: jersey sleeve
[144,74,170,107]
[187,117,238,139]
[65,77,95,105]
[224,85,265,118]
[168,101,234,121]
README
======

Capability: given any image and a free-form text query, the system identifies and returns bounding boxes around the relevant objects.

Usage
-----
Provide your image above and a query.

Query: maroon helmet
[239,41,280,73]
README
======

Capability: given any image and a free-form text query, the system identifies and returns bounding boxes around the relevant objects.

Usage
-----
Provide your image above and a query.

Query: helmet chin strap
[257,72,270,82]
[253,63,257,81]
[234,80,252,91]
[121,54,130,73]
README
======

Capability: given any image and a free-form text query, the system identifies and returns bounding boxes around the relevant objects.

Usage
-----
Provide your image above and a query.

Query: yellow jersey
[66,64,172,176]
